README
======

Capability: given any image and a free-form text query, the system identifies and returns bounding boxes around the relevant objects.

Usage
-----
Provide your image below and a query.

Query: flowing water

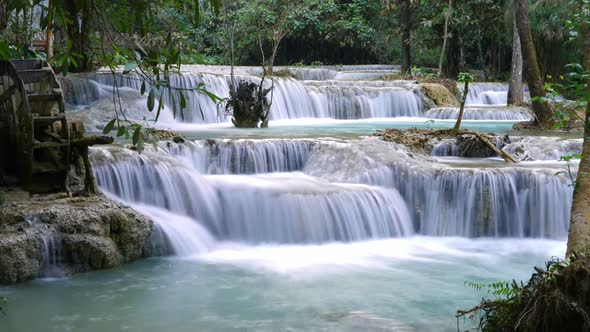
[1,65,579,332]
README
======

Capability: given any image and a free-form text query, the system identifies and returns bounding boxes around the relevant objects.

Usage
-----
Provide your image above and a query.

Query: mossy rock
[420,83,459,107]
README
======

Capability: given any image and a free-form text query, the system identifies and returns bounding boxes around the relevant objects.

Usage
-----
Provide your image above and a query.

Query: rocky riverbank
[374,128,510,158]
[0,188,154,284]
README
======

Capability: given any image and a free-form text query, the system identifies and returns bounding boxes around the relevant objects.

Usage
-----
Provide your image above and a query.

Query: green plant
[458,256,580,332]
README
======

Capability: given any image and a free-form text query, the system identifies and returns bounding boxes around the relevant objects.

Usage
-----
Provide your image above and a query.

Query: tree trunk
[453,80,468,133]
[443,33,460,79]
[46,0,55,61]
[515,0,553,128]
[398,0,412,74]
[566,22,590,257]
[508,1,523,106]
[0,2,8,35]
[269,39,280,75]
[438,0,453,77]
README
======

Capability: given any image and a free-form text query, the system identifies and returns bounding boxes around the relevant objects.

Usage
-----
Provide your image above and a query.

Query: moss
[420,83,459,107]
[269,69,296,78]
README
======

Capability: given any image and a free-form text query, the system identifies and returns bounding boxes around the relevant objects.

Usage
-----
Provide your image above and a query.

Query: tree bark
[566,22,590,257]
[443,33,460,79]
[508,1,523,106]
[0,2,8,36]
[438,0,453,77]
[46,0,55,61]
[453,80,468,133]
[398,0,412,74]
[515,0,553,128]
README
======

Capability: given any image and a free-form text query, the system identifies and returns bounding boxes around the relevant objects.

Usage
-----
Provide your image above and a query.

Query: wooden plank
[17,69,53,84]
[28,93,60,103]
[34,141,69,149]
[33,115,66,126]
[9,59,43,71]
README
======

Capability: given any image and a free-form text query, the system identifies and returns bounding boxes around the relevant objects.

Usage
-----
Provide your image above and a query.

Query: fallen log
[472,130,518,163]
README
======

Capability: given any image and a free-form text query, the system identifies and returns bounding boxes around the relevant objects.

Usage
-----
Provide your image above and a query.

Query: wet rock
[419,83,459,108]
[0,189,154,284]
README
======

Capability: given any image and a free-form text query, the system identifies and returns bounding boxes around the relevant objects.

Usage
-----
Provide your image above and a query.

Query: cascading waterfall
[302,138,573,238]
[26,216,63,277]
[425,106,533,121]
[209,173,413,243]
[91,145,413,245]
[503,137,584,161]
[465,83,510,105]
[353,165,571,238]
[61,69,424,123]
[161,139,314,174]
[91,137,574,248]
[427,136,583,160]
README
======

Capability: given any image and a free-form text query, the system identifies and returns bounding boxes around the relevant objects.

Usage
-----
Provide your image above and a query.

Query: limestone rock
[0,189,154,284]
[419,83,460,108]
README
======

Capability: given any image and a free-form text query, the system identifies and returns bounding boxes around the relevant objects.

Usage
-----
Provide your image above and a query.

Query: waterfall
[503,137,583,161]
[90,145,413,245]
[302,138,573,238]
[91,137,574,243]
[428,136,583,160]
[130,204,215,256]
[430,139,459,156]
[91,147,221,224]
[161,139,314,174]
[357,166,571,238]
[209,173,413,243]
[26,216,63,277]
[61,68,424,123]
[425,106,533,121]
[465,83,510,105]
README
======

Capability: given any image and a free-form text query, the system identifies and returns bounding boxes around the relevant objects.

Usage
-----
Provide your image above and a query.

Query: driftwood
[376,128,519,163]
[472,130,518,163]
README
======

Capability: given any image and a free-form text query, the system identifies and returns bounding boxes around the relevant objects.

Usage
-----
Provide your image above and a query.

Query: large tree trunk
[398,0,411,74]
[438,0,453,77]
[515,0,553,128]
[442,33,460,79]
[566,23,590,257]
[507,3,523,106]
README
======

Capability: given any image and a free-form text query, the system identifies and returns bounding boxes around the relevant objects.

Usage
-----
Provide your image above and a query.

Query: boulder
[0,189,154,284]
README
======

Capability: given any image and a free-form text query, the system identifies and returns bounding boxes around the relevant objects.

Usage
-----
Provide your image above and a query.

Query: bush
[458,254,590,332]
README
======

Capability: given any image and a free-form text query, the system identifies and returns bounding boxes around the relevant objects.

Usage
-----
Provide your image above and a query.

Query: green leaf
[117,126,126,137]
[141,81,146,96]
[123,61,138,74]
[103,119,117,134]
[180,91,187,109]
[147,88,155,112]
[132,126,142,145]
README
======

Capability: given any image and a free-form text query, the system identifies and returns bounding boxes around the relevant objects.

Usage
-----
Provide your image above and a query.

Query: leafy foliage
[219,81,273,128]
[458,255,590,332]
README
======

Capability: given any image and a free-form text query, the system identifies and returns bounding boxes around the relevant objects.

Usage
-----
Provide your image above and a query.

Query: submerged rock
[0,189,154,284]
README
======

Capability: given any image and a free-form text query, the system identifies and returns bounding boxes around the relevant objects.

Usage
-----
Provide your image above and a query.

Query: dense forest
[0,0,578,80]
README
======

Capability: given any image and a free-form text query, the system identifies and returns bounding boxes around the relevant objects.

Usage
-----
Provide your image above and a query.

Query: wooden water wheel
[0,59,71,192]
